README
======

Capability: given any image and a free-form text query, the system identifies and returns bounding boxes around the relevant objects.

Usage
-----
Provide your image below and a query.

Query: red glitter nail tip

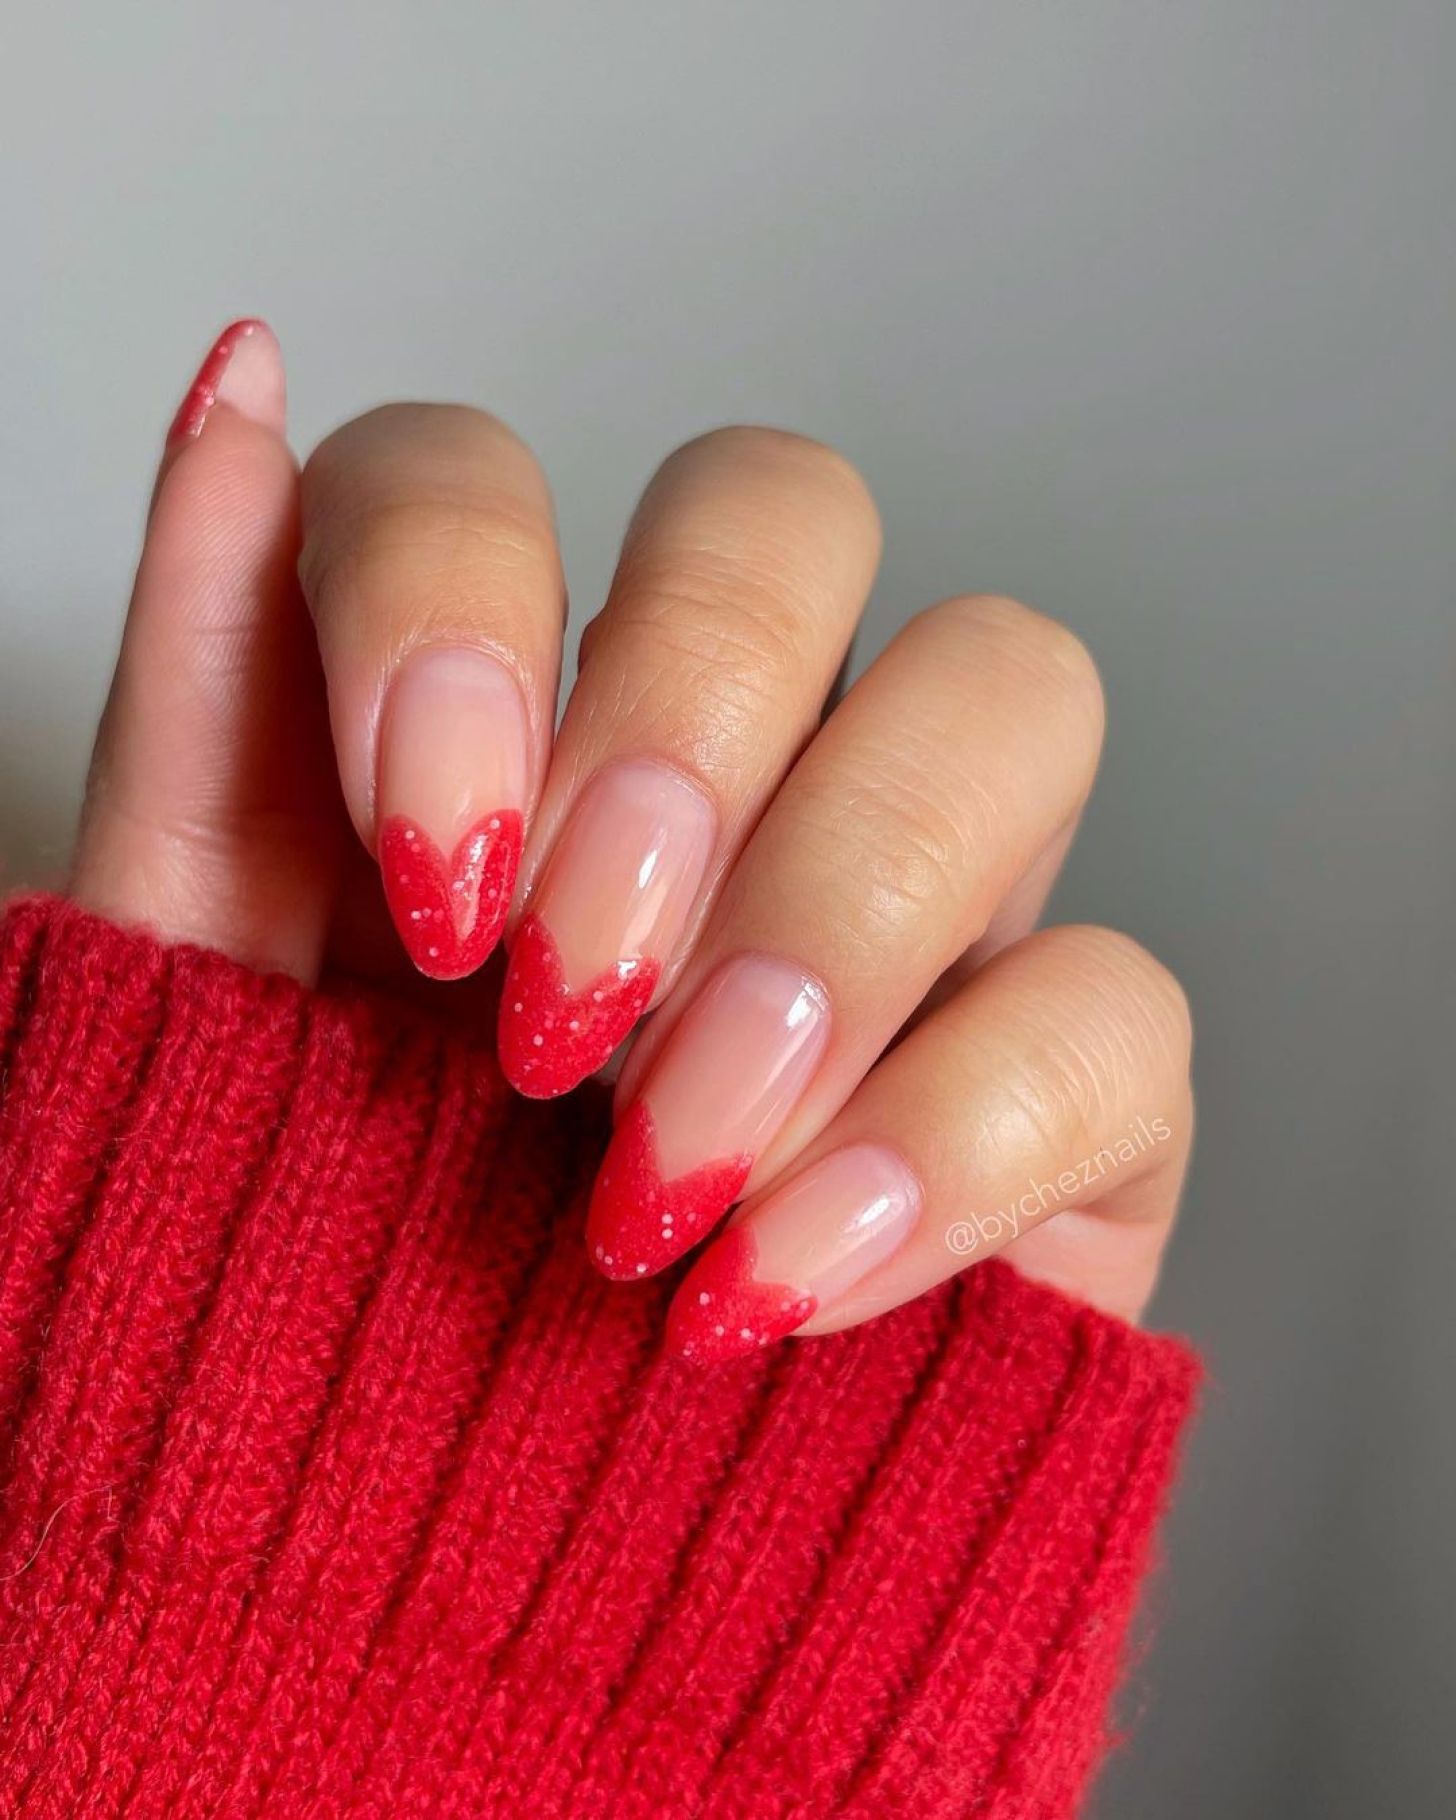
[498,914,660,1099]
[380,810,522,981]
[166,318,268,449]
[666,1227,817,1363]
[586,1100,751,1280]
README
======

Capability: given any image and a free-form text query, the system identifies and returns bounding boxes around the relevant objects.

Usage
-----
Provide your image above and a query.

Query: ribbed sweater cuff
[0,895,1198,1818]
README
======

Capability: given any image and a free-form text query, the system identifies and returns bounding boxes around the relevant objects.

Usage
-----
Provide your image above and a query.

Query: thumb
[71,321,343,979]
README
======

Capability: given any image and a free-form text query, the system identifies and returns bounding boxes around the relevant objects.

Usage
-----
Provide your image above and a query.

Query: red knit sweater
[0,896,1197,1817]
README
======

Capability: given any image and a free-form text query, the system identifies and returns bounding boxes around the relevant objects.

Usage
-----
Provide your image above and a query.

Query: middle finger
[498,427,881,1096]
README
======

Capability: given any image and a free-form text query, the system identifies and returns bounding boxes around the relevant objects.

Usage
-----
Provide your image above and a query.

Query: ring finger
[587,594,1107,1278]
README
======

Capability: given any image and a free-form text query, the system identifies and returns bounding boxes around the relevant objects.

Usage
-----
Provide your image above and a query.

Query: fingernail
[166,319,286,449]
[498,760,715,1098]
[377,646,529,980]
[666,1145,921,1362]
[586,956,829,1279]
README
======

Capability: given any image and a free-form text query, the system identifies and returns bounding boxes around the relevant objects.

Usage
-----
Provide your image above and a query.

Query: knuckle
[308,401,533,471]
[81,783,325,881]
[780,759,972,945]
[612,563,810,670]
[1040,924,1194,1076]
[590,430,879,757]
[300,493,556,631]
[853,763,974,913]
[656,426,882,560]
[944,925,1193,1181]
[937,595,1106,738]
[299,405,556,631]
[674,424,875,509]
[989,1049,1094,1165]
[598,580,810,770]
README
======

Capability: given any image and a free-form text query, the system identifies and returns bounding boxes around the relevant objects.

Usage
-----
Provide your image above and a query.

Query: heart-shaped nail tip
[585,1100,751,1280]
[498,914,660,1098]
[666,1228,817,1362]
[380,811,523,980]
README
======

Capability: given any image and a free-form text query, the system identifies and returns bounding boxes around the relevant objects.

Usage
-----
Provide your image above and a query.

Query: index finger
[299,405,565,979]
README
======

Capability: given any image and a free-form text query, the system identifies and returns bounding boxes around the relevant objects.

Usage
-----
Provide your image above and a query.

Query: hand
[70,321,1193,1359]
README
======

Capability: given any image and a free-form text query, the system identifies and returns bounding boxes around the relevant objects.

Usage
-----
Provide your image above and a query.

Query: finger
[912,816,1079,1026]
[298,406,564,980]
[589,596,1105,1279]
[497,428,879,1097]
[72,321,343,980]
[665,924,1193,1361]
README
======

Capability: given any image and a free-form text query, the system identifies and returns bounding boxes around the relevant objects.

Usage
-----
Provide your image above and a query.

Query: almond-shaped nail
[166,319,286,449]
[586,956,830,1278]
[377,647,528,980]
[666,1145,921,1361]
[498,760,715,1098]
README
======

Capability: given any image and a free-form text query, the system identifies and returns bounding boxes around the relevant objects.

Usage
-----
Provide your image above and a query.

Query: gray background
[3,4,1452,1813]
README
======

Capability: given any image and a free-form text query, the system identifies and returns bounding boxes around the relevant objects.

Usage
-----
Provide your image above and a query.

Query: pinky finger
[666,924,1193,1362]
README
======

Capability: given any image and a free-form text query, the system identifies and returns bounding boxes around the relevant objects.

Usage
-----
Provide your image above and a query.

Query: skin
[66,322,1192,1346]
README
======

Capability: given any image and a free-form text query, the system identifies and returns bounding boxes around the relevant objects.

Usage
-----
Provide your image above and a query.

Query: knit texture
[0,896,1197,1818]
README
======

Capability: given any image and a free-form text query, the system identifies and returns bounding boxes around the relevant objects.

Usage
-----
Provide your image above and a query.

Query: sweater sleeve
[0,896,1197,1819]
